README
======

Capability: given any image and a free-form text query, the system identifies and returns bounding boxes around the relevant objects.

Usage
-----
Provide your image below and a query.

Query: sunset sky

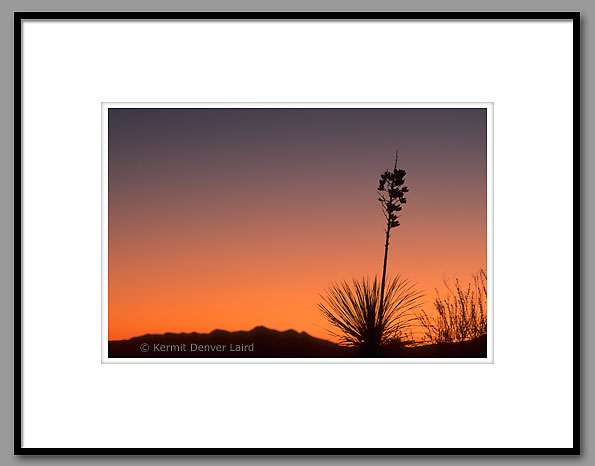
[108,107,487,341]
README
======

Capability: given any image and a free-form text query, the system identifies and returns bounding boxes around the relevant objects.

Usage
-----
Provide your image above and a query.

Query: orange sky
[108,108,487,341]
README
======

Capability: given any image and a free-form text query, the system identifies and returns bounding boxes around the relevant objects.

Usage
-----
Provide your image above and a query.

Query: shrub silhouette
[417,269,487,344]
[318,275,423,356]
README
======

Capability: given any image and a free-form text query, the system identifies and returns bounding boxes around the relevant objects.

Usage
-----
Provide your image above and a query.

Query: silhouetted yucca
[318,275,423,355]
[417,269,487,344]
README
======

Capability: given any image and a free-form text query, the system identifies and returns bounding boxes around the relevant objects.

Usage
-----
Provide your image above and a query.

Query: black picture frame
[13,11,581,456]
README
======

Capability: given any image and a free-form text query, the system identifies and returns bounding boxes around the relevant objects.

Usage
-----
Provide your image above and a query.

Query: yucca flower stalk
[377,151,409,319]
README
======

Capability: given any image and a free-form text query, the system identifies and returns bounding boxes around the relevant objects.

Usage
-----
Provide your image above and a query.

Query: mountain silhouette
[108,326,487,358]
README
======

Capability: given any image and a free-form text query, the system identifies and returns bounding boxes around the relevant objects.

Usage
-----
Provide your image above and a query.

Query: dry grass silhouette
[318,275,423,355]
[417,269,487,344]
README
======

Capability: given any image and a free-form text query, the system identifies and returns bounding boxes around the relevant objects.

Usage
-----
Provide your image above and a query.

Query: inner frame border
[101,102,494,365]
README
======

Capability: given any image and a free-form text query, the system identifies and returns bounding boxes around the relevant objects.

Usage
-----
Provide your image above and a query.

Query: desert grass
[318,275,423,355]
[417,269,487,344]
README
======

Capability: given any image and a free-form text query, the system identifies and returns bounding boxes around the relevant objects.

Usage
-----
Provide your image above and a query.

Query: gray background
[1,0,590,464]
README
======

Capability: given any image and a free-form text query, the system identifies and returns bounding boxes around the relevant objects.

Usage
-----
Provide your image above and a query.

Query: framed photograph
[15,12,579,454]
[102,102,492,363]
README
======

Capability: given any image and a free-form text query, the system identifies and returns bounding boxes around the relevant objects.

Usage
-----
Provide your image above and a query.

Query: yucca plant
[319,150,415,355]
[417,269,487,344]
[319,275,423,356]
